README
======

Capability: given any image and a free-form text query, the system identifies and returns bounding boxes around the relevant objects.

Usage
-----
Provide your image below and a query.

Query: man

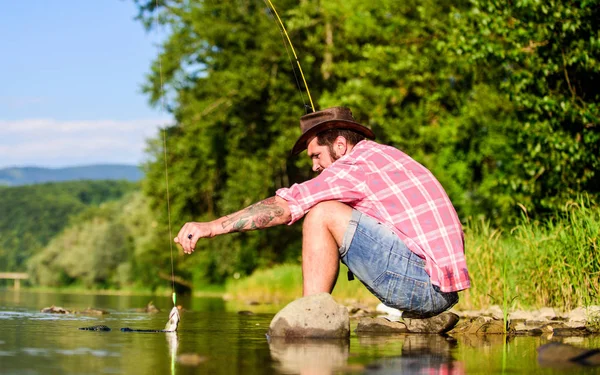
[175,107,469,318]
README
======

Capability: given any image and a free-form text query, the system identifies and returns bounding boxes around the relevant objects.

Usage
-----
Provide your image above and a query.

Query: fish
[164,306,181,332]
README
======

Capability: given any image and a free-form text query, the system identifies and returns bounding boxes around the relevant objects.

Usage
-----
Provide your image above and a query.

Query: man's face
[307,137,338,173]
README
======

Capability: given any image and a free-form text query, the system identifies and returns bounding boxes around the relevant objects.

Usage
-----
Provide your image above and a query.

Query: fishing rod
[154,0,178,314]
[263,0,316,113]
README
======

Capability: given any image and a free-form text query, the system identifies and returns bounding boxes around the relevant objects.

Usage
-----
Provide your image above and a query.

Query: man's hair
[316,129,365,161]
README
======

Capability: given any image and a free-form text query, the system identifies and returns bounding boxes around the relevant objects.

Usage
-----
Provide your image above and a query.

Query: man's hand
[173,196,291,255]
[174,222,216,254]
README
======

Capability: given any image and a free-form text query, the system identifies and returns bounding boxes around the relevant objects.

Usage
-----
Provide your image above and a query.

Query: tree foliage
[27,192,157,289]
[448,0,600,216]
[0,180,137,272]
[131,0,599,284]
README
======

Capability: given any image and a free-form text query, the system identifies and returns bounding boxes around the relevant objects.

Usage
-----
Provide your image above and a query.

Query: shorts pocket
[374,271,432,314]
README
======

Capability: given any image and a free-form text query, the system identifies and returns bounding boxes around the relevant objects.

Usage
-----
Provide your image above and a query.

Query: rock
[447,320,473,335]
[403,312,460,334]
[134,301,160,313]
[509,310,535,321]
[144,301,160,313]
[537,307,558,320]
[485,305,504,320]
[268,293,350,338]
[566,307,591,323]
[79,307,109,315]
[510,320,567,336]
[450,317,506,335]
[356,312,459,334]
[552,327,591,337]
[567,306,600,331]
[238,310,254,316]
[537,342,600,367]
[355,317,409,334]
[40,305,71,314]
[177,353,208,366]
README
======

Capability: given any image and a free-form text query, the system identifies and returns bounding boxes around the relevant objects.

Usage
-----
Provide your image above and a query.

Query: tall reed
[461,196,599,311]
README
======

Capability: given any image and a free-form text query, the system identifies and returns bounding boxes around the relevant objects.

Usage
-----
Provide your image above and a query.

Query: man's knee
[303,201,353,244]
[305,201,351,224]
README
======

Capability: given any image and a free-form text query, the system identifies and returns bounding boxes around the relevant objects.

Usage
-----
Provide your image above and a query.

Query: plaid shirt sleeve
[276,160,366,224]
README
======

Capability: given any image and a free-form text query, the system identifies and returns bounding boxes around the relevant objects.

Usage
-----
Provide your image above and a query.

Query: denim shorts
[339,210,458,318]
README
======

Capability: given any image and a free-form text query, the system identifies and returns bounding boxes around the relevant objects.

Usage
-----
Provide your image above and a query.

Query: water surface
[0,290,598,374]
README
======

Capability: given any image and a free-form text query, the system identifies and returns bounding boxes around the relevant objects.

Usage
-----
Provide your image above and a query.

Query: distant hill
[0,164,143,186]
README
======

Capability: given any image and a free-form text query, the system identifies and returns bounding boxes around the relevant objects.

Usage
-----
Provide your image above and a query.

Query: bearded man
[175,107,469,318]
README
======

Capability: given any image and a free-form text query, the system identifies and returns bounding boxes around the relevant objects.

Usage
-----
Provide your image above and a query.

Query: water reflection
[267,334,465,375]
[268,337,350,375]
[165,332,178,374]
[358,335,464,375]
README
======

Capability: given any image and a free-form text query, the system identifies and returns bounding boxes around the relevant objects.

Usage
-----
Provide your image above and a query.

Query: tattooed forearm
[221,196,288,233]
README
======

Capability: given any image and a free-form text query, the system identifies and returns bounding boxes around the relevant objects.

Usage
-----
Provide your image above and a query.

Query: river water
[0,290,599,374]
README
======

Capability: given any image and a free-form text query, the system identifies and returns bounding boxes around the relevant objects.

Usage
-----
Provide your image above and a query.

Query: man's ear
[334,136,348,156]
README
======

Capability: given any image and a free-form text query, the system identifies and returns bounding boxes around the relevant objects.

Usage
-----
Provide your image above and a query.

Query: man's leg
[302,201,353,296]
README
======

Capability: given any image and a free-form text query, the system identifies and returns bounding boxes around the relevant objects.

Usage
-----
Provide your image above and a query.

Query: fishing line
[154,0,177,308]
[263,1,308,112]
[263,0,315,113]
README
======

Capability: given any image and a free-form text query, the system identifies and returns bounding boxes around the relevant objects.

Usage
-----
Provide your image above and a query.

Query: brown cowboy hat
[291,107,375,155]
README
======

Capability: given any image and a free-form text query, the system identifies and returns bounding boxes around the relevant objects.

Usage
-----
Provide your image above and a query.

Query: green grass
[225,263,379,306]
[227,197,599,312]
[460,196,599,311]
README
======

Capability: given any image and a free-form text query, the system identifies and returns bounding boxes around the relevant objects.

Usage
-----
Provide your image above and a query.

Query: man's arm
[174,196,291,254]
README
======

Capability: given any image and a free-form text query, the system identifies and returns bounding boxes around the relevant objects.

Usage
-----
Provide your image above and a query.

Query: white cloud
[0,118,172,168]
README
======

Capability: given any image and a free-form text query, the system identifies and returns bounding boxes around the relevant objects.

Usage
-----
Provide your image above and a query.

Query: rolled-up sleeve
[275,161,366,225]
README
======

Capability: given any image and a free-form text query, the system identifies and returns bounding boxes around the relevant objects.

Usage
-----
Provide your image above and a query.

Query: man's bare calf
[301,201,353,296]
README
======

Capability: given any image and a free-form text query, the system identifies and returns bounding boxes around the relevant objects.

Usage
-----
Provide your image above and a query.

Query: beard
[327,144,341,162]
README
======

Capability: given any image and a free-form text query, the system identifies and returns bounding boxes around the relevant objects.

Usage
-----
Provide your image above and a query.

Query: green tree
[27,192,155,289]
[448,0,600,216]
[0,180,136,272]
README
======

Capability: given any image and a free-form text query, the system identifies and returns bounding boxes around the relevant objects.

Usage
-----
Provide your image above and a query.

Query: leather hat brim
[291,120,375,155]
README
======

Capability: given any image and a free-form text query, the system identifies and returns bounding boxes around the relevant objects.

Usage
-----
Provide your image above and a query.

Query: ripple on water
[55,348,120,357]
[0,311,37,320]
[22,347,50,356]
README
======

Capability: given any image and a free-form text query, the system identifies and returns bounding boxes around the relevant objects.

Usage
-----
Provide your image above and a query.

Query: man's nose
[312,163,321,172]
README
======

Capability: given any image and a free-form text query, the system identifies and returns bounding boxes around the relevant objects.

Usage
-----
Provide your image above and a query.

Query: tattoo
[222,197,285,232]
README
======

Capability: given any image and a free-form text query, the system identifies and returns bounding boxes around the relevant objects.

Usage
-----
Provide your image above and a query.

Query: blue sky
[0,0,170,168]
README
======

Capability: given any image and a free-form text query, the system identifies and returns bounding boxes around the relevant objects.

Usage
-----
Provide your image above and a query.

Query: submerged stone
[537,342,600,367]
[40,305,71,314]
[79,307,110,315]
[268,293,349,338]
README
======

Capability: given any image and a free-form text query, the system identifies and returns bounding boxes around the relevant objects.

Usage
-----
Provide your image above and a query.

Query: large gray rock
[268,293,350,338]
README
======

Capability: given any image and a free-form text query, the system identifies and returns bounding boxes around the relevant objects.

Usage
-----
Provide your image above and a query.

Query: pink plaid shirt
[276,140,470,292]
